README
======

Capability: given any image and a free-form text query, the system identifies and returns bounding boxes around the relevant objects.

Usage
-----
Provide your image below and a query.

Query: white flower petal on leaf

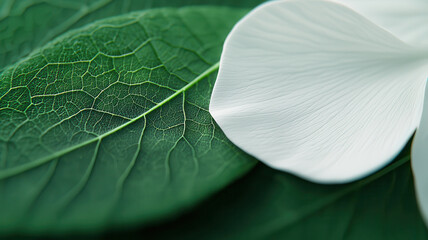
[412,85,428,225]
[209,0,428,183]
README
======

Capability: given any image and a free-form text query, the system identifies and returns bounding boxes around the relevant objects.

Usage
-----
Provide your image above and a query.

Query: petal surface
[412,85,428,225]
[341,0,428,45]
[209,0,428,183]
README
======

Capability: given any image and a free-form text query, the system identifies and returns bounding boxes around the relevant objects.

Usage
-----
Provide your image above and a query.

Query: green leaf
[0,0,266,71]
[0,6,255,235]
[142,147,428,240]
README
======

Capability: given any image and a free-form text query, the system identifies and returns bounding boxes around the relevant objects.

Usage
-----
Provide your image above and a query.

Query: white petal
[209,0,428,183]
[341,0,428,45]
[411,85,428,225]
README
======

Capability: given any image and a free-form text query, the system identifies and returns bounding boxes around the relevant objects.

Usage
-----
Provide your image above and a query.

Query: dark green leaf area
[0,7,254,235]
[0,0,265,71]
[143,157,428,240]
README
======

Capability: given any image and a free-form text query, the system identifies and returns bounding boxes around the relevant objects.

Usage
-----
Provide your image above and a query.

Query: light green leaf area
[0,7,255,235]
[0,0,265,71]
[144,149,428,240]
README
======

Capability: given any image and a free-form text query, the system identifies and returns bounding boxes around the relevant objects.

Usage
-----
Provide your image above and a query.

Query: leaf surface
[0,7,254,235]
[0,0,265,71]
[143,148,428,240]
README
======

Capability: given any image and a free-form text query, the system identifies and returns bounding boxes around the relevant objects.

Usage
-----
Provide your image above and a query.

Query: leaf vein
[0,62,219,179]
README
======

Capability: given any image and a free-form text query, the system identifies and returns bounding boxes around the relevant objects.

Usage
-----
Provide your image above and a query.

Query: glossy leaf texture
[142,148,428,240]
[0,7,255,235]
[0,0,265,71]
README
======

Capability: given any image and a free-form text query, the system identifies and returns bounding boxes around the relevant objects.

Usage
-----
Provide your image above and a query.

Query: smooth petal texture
[341,0,428,45]
[209,0,428,183]
[412,84,428,226]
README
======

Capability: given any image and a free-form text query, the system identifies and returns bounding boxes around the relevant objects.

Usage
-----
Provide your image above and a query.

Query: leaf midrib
[0,62,220,180]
